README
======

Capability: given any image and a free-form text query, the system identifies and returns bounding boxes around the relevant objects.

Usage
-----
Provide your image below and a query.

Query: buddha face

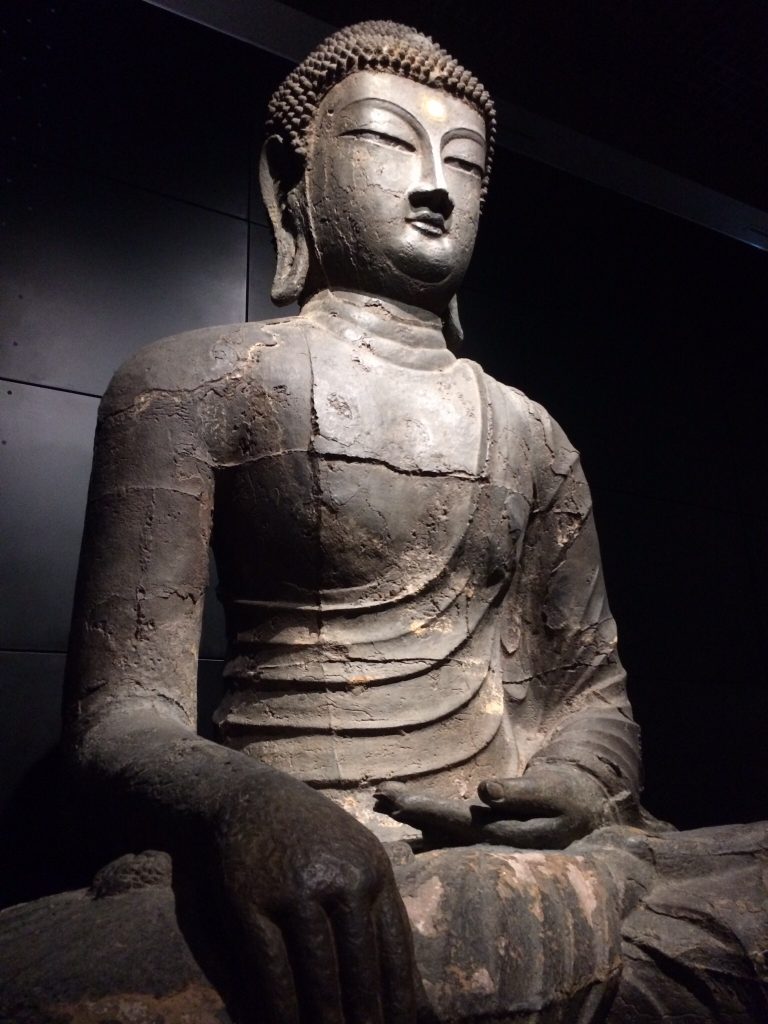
[303,70,487,311]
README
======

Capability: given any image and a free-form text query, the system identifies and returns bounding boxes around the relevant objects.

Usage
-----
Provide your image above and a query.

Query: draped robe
[209,290,641,839]
[3,290,765,1024]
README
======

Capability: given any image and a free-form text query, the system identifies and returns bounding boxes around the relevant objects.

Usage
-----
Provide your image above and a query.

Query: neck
[300,288,455,369]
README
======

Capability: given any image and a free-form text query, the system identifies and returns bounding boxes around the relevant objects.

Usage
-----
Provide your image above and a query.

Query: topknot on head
[266,20,496,201]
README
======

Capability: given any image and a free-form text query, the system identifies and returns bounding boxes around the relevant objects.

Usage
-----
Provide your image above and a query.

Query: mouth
[406,210,447,237]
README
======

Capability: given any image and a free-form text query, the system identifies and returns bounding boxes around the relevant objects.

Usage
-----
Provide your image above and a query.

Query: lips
[406,210,447,236]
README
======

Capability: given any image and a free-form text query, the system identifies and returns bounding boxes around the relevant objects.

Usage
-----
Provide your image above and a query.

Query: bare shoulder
[101,315,309,417]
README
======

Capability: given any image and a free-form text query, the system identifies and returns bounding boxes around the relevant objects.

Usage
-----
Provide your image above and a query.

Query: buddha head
[260,21,496,338]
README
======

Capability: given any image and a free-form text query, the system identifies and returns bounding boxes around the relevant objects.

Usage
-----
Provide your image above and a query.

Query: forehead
[317,70,486,139]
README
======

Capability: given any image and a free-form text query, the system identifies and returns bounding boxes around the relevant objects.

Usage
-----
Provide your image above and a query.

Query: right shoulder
[101,316,310,417]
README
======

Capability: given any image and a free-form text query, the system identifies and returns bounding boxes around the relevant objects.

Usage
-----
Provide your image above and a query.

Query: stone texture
[3,18,767,1024]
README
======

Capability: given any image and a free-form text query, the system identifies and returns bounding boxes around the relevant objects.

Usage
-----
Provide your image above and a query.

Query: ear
[443,295,464,352]
[259,135,310,306]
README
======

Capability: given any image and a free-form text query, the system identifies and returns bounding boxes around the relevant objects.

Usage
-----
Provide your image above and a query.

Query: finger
[229,905,300,1024]
[478,776,563,817]
[373,781,409,812]
[375,790,477,841]
[375,886,421,1024]
[327,892,385,1024]
[479,814,573,849]
[280,902,345,1024]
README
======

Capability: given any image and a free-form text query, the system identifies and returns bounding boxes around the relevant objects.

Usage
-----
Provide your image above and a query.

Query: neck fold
[300,288,455,369]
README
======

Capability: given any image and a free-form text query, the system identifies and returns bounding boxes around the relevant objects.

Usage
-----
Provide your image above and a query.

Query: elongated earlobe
[259,136,309,306]
[443,295,464,352]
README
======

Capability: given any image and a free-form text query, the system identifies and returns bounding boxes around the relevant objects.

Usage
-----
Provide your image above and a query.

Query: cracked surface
[4,824,765,1022]
[6,36,767,1024]
[48,284,768,1024]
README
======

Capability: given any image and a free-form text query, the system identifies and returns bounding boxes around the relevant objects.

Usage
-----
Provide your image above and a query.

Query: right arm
[63,347,418,1024]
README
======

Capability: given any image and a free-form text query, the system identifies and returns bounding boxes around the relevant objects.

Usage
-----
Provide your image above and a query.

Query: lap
[393,842,625,1023]
[392,823,768,1022]
[2,825,766,1023]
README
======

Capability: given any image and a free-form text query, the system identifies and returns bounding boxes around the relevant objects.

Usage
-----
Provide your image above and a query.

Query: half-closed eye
[340,128,416,153]
[444,155,483,178]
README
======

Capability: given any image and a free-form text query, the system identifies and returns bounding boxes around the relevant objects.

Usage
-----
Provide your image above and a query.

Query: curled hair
[266,20,496,202]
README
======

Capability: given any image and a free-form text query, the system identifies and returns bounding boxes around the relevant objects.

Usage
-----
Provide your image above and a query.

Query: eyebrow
[442,127,486,148]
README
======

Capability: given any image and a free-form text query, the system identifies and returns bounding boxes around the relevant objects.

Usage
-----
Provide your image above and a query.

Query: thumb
[477,776,561,816]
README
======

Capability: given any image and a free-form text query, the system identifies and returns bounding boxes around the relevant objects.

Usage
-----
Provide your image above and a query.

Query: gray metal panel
[0,652,65,812]
[10,0,254,218]
[0,383,97,652]
[0,155,248,396]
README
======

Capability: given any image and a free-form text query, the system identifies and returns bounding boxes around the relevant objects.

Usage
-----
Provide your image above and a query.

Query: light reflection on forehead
[422,95,448,123]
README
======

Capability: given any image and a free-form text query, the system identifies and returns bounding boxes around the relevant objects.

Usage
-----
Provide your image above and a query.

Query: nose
[409,185,454,220]
[408,145,454,219]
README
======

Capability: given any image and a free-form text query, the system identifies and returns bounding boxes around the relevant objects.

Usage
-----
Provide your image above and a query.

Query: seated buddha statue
[2,20,766,1024]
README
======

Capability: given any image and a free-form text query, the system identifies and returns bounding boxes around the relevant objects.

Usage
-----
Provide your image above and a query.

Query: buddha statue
[1,20,766,1024]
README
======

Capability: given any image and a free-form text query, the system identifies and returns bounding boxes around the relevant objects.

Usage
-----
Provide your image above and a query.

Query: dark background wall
[1,0,766,878]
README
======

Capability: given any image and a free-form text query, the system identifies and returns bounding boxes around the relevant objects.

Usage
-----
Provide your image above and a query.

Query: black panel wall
[2,0,766,886]
[1,0,294,824]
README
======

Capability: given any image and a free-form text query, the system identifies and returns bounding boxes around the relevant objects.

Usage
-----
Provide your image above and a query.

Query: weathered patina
[1,20,766,1024]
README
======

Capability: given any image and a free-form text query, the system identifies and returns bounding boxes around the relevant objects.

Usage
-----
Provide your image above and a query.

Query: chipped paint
[51,982,225,1023]
[482,688,505,715]
[403,875,444,937]
[446,963,497,996]
[566,859,598,926]
[469,966,496,995]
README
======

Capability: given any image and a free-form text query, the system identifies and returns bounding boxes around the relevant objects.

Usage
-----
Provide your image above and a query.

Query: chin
[320,244,465,310]
[389,244,466,287]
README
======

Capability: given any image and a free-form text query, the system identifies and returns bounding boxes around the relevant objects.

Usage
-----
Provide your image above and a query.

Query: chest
[210,337,527,603]
[309,340,484,476]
